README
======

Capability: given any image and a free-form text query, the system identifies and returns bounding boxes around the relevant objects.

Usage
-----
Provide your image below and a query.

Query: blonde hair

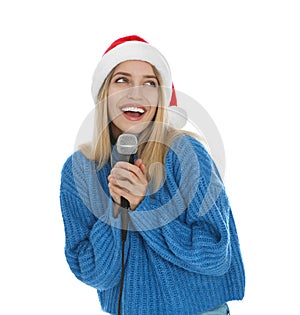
[80,64,201,191]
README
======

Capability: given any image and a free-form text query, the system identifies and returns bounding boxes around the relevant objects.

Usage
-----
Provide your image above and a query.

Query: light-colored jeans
[200,304,230,315]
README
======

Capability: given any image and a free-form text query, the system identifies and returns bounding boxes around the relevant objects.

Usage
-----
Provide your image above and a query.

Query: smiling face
[107,60,160,138]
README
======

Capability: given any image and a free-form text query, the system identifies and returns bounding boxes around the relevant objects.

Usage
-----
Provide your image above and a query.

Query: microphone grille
[117,134,138,155]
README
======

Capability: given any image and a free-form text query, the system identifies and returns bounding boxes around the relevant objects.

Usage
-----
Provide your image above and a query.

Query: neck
[109,123,122,144]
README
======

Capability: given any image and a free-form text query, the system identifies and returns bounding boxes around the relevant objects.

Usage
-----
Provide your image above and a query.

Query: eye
[115,77,128,83]
[144,80,157,87]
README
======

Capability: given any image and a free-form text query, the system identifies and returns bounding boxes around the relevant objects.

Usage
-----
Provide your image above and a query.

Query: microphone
[113,134,138,232]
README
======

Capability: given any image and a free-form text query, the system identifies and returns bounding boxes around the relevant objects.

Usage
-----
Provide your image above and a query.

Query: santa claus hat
[91,35,187,128]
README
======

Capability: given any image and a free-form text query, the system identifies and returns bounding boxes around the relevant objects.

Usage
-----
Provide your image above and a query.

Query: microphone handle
[121,196,130,209]
[120,153,134,210]
[120,153,134,238]
[120,198,129,237]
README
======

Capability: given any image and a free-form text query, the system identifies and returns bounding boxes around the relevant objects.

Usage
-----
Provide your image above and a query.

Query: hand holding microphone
[108,159,147,210]
[108,134,148,211]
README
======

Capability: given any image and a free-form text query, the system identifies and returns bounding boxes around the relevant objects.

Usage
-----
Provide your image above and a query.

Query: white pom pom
[167,106,187,129]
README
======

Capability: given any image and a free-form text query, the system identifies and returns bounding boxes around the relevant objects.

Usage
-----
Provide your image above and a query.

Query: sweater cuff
[129,193,159,231]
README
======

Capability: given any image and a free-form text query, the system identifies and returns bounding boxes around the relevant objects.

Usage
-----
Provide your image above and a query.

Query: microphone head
[117,134,138,155]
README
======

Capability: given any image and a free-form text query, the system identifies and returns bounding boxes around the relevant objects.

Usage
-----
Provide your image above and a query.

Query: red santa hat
[91,35,187,128]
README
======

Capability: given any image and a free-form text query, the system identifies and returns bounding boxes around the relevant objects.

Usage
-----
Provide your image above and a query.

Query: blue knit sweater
[60,135,245,314]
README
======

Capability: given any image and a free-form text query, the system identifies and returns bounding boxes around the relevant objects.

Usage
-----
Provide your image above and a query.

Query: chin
[122,121,152,135]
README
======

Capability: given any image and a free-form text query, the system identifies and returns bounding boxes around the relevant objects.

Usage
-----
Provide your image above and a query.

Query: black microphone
[113,134,138,232]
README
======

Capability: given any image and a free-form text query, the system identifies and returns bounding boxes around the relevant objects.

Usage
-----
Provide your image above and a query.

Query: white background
[1,0,299,314]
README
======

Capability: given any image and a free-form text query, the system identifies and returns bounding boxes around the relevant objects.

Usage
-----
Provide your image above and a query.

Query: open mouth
[121,105,146,120]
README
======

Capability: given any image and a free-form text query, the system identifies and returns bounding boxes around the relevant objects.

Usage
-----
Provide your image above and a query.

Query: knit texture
[60,135,245,314]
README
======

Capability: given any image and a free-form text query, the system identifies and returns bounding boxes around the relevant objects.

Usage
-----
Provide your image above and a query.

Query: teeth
[122,107,145,114]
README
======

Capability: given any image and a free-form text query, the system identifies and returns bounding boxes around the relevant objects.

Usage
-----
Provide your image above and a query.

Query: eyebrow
[112,71,158,80]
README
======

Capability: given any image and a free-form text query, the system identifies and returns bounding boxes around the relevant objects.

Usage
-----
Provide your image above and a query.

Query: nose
[127,85,143,99]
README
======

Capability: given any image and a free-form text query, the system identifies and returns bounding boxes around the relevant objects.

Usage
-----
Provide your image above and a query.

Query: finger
[110,167,132,179]
[109,184,131,201]
[134,158,143,168]
[138,161,147,176]
[108,183,122,205]
[112,164,146,184]
[129,161,147,181]
[109,190,120,205]
[110,170,135,188]
[114,162,144,178]
[110,178,146,199]
[109,176,133,192]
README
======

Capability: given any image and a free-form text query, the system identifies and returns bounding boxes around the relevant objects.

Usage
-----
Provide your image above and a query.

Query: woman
[60,35,245,315]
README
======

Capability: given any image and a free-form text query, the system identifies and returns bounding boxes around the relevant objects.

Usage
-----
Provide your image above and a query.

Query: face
[107,60,159,138]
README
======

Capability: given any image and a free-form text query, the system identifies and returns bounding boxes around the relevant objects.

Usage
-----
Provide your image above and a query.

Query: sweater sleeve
[129,136,232,276]
[59,153,123,290]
